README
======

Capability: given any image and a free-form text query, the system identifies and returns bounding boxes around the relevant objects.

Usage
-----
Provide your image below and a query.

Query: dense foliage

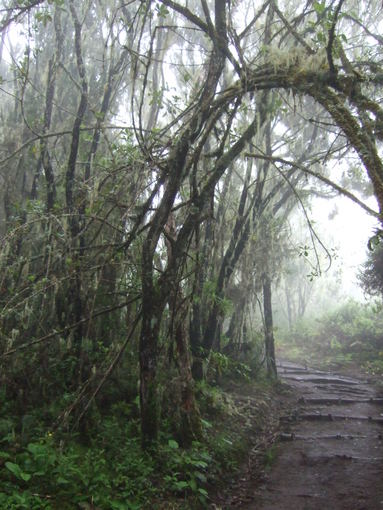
[0,353,270,509]
[279,300,383,374]
[358,244,383,298]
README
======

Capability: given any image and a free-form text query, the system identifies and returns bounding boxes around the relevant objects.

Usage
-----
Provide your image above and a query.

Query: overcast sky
[312,193,379,300]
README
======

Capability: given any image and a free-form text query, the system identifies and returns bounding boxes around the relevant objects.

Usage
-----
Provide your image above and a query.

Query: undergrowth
[278,299,383,374]
[0,352,264,509]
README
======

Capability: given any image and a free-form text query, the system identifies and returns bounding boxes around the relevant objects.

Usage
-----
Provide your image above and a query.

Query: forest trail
[242,361,383,510]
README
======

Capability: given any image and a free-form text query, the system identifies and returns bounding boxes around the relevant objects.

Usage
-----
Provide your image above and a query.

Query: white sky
[311,194,379,300]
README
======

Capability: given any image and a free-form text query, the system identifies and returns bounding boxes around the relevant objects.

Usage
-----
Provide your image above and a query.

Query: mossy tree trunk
[263,273,277,379]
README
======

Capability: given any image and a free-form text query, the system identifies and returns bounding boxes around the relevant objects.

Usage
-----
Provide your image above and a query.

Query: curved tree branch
[246,153,380,219]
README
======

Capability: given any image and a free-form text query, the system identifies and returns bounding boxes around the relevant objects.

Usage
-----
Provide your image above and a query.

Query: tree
[0,0,382,450]
[359,242,383,298]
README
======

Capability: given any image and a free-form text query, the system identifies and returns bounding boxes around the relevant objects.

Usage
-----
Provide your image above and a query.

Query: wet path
[244,361,383,510]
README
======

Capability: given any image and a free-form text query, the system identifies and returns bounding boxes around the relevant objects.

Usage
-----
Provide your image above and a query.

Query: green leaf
[313,1,325,14]
[27,443,46,455]
[5,462,31,481]
[110,501,130,510]
[57,476,70,484]
[168,439,179,449]
[192,460,208,468]
[34,11,52,27]
[0,451,10,461]
[174,480,189,490]
[156,4,169,18]
[194,471,207,483]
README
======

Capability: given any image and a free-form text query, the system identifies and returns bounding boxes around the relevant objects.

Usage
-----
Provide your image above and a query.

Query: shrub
[279,300,383,367]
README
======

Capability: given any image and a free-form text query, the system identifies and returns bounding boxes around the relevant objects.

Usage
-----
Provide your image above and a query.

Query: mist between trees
[0,0,382,505]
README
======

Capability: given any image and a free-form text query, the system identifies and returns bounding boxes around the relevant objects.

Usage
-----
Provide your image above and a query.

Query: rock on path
[242,361,383,510]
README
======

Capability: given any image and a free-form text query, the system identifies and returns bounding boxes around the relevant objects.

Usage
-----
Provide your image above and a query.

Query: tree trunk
[139,245,163,448]
[174,301,202,447]
[139,314,161,448]
[263,273,277,378]
[284,284,293,330]
[165,214,202,446]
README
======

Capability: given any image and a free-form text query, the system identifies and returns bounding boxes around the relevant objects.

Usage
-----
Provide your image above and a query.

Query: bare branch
[246,153,380,219]
[326,0,346,76]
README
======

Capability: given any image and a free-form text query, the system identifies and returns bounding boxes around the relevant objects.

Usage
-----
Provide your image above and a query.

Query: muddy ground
[215,361,383,510]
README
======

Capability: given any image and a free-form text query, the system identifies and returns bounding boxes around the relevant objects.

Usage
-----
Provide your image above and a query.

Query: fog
[270,190,381,342]
[309,194,378,300]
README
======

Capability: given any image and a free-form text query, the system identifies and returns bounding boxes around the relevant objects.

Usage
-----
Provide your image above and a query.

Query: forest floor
[211,360,383,510]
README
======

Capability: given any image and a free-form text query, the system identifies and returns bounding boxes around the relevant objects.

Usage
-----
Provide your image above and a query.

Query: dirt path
[242,361,383,510]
